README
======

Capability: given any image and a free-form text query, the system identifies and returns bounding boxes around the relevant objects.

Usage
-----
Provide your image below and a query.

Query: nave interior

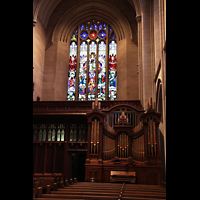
[33,179,166,199]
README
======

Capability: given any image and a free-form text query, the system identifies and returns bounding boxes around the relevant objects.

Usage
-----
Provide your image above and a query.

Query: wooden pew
[33,173,66,197]
[36,182,122,200]
[122,184,166,200]
[34,182,166,200]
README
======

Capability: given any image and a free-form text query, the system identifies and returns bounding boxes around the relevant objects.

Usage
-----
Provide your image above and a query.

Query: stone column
[141,1,153,109]
[136,15,142,103]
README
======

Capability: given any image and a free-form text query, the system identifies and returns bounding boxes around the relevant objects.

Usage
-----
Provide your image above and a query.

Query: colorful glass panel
[88,41,97,100]
[79,42,87,100]
[110,32,116,40]
[75,28,78,35]
[99,24,102,30]
[71,33,77,41]
[99,30,106,39]
[94,24,97,30]
[90,31,97,39]
[98,41,106,100]
[90,24,93,30]
[67,41,77,100]
[67,21,117,101]
[109,28,112,35]
[103,23,107,30]
[80,24,84,31]
[109,40,117,100]
[81,31,88,40]
[85,24,88,31]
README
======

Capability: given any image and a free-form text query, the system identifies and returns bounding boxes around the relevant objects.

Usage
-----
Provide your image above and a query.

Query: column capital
[136,15,141,23]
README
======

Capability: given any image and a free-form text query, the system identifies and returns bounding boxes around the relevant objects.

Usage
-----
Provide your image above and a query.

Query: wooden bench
[110,171,136,183]
[33,173,67,198]
[34,182,166,200]
[36,182,122,200]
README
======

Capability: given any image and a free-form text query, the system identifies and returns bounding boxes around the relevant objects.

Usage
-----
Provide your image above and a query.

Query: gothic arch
[33,0,142,28]
[50,1,132,46]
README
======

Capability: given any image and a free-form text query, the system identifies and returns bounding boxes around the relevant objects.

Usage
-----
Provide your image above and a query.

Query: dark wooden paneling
[86,167,102,182]
[147,171,158,185]
[136,170,145,184]
[54,144,64,173]
[103,169,111,183]
[33,144,36,173]
[45,144,54,173]
[37,144,45,173]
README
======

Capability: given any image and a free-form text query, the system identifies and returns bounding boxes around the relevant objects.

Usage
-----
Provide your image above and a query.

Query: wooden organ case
[33,99,163,185]
[85,99,163,185]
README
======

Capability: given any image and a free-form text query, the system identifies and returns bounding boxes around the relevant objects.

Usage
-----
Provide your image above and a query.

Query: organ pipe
[153,121,156,155]
[127,134,129,158]
[117,132,129,158]
[94,119,97,154]
[91,121,94,154]
[103,134,115,160]
[148,121,151,155]
[147,117,157,156]
[150,119,153,155]
[90,119,100,155]
[97,121,99,154]
[131,134,145,162]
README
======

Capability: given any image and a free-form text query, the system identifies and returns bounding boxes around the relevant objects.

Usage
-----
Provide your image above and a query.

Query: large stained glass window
[67,20,117,101]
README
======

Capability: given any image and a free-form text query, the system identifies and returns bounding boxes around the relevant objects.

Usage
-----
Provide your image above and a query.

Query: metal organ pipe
[103,134,115,160]
[131,134,145,162]
[118,133,129,158]
[90,119,100,154]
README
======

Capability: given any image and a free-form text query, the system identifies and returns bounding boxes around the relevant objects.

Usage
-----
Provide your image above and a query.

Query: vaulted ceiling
[33,0,140,46]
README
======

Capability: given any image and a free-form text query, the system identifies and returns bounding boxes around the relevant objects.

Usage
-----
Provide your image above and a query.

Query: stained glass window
[89,31,97,39]
[99,30,106,39]
[98,41,106,100]
[109,40,117,100]
[99,24,102,30]
[67,20,117,101]
[80,24,84,31]
[81,31,88,40]
[67,41,77,100]
[79,42,87,100]
[88,41,97,100]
